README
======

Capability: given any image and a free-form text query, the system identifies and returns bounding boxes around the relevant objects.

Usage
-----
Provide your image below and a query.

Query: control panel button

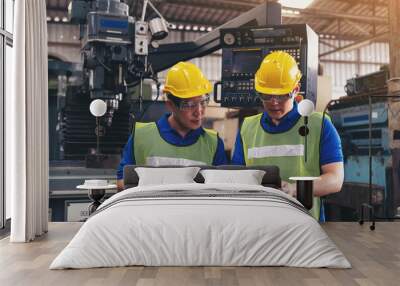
[223,33,235,45]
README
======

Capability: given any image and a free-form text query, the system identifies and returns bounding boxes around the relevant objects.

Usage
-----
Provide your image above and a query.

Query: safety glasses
[258,93,293,103]
[179,95,210,111]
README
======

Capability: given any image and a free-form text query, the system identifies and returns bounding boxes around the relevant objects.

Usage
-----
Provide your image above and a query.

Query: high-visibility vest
[133,122,218,166]
[240,112,323,220]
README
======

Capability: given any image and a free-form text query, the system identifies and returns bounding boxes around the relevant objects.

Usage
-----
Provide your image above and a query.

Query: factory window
[1,0,14,231]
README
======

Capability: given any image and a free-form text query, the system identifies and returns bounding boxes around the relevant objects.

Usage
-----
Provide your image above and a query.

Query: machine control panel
[217,24,318,108]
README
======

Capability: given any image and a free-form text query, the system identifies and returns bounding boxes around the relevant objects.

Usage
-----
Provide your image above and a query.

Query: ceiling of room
[46,0,390,47]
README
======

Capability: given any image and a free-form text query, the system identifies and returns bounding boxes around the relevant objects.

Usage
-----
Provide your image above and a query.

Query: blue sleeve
[116,135,136,179]
[320,117,343,165]
[212,136,228,165]
[231,130,246,165]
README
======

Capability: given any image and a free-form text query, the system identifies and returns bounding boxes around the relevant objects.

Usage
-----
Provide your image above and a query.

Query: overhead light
[46,16,52,22]
[185,25,191,31]
[282,8,294,14]
[62,17,68,22]
[178,24,184,30]
[207,27,212,32]
[193,25,199,31]
[54,16,60,22]
[200,26,206,32]
[279,0,314,9]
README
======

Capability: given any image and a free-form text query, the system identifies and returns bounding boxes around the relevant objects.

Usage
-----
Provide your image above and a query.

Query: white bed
[50,183,351,269]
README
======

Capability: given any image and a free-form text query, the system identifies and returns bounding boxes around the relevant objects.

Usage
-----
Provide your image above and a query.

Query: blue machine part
[330,101,390,153]
[99,18,129,30]
[328,99,392,218]
[345,156,390,187]
[87,13,133,43]
[330,101,387,128]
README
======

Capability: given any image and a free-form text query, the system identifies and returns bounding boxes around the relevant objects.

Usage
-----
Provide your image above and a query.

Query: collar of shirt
[260,102,301,133]
[156,113,205,146]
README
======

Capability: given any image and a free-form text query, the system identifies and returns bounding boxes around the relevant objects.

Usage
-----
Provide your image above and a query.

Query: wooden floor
[0,222,399,286]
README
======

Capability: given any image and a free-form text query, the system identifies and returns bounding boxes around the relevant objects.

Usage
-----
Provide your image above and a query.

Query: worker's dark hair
[166,93,182,107]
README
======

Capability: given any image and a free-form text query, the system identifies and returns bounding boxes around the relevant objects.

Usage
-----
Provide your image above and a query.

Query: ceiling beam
[160,3,240,26]
[48,1,388,26]
[165,0,260,9]
[162,1,388,25]
[283,8,388,25]
[333,0,387,7]
[319,40,339,49]
[343,19,371,36]
[320,59,388,66]
[315,0,356,35]
[319,32,389,58]
[163,0,255,12]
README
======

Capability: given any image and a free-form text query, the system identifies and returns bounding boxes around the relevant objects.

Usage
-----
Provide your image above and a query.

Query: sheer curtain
[7,0,49,242]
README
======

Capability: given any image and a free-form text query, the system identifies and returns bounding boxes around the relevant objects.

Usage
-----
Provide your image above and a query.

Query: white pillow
[135,167,201,186]
[200,169,266,185]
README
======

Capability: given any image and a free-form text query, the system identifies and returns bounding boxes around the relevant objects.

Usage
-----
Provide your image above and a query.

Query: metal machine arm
[148,2,282,73]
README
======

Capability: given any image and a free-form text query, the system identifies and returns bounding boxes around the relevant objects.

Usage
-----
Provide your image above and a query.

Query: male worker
[231,51,344,221]
[117,61,228,190]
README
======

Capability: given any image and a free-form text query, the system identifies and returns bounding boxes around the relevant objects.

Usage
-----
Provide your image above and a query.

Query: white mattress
[50,183,351,269]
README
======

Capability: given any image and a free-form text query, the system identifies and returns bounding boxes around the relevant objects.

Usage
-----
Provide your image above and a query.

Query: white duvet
[50,183,351,269]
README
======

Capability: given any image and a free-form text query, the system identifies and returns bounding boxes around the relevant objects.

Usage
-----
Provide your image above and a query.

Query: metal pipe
[368,95,372,207]
[141,0,148,22]
[96,117,100,154]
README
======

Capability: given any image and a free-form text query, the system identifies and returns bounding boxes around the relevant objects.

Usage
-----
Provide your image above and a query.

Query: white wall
[320,40,390,99]
[157,31,222,83]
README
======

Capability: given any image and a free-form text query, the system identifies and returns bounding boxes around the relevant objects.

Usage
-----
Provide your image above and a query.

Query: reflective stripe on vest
[248,144,304,158]
[240,112,323,220]
[146,156,207,166]
[133,122,218,166]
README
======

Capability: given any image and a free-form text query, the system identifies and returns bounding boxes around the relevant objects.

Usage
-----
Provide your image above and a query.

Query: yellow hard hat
[255,51,302,95]
[163,62,212,99]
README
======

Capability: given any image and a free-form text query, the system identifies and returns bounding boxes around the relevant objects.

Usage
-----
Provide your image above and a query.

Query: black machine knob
[213,81,222,103]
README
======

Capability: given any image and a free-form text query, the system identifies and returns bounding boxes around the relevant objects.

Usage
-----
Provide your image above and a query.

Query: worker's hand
[281,181,297,197]
[116,179,125,192]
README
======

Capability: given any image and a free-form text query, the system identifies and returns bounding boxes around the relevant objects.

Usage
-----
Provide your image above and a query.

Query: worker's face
[260,94,294,120]
[259,87,299,120]
[168,95,209,130]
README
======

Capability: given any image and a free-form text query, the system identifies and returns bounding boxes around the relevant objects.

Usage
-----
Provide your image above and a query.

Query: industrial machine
[217,24,318,107]
[344,68,389,97]
[326,71,398,221]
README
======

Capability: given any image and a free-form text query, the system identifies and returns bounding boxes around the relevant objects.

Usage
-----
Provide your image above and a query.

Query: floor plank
[0,222,399,286]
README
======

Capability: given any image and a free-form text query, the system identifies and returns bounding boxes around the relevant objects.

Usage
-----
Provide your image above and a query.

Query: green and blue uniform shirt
[232,103,343,221]
[117,113,228,179]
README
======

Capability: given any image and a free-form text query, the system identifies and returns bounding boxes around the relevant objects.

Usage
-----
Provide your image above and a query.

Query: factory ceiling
[46,0,389,42]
